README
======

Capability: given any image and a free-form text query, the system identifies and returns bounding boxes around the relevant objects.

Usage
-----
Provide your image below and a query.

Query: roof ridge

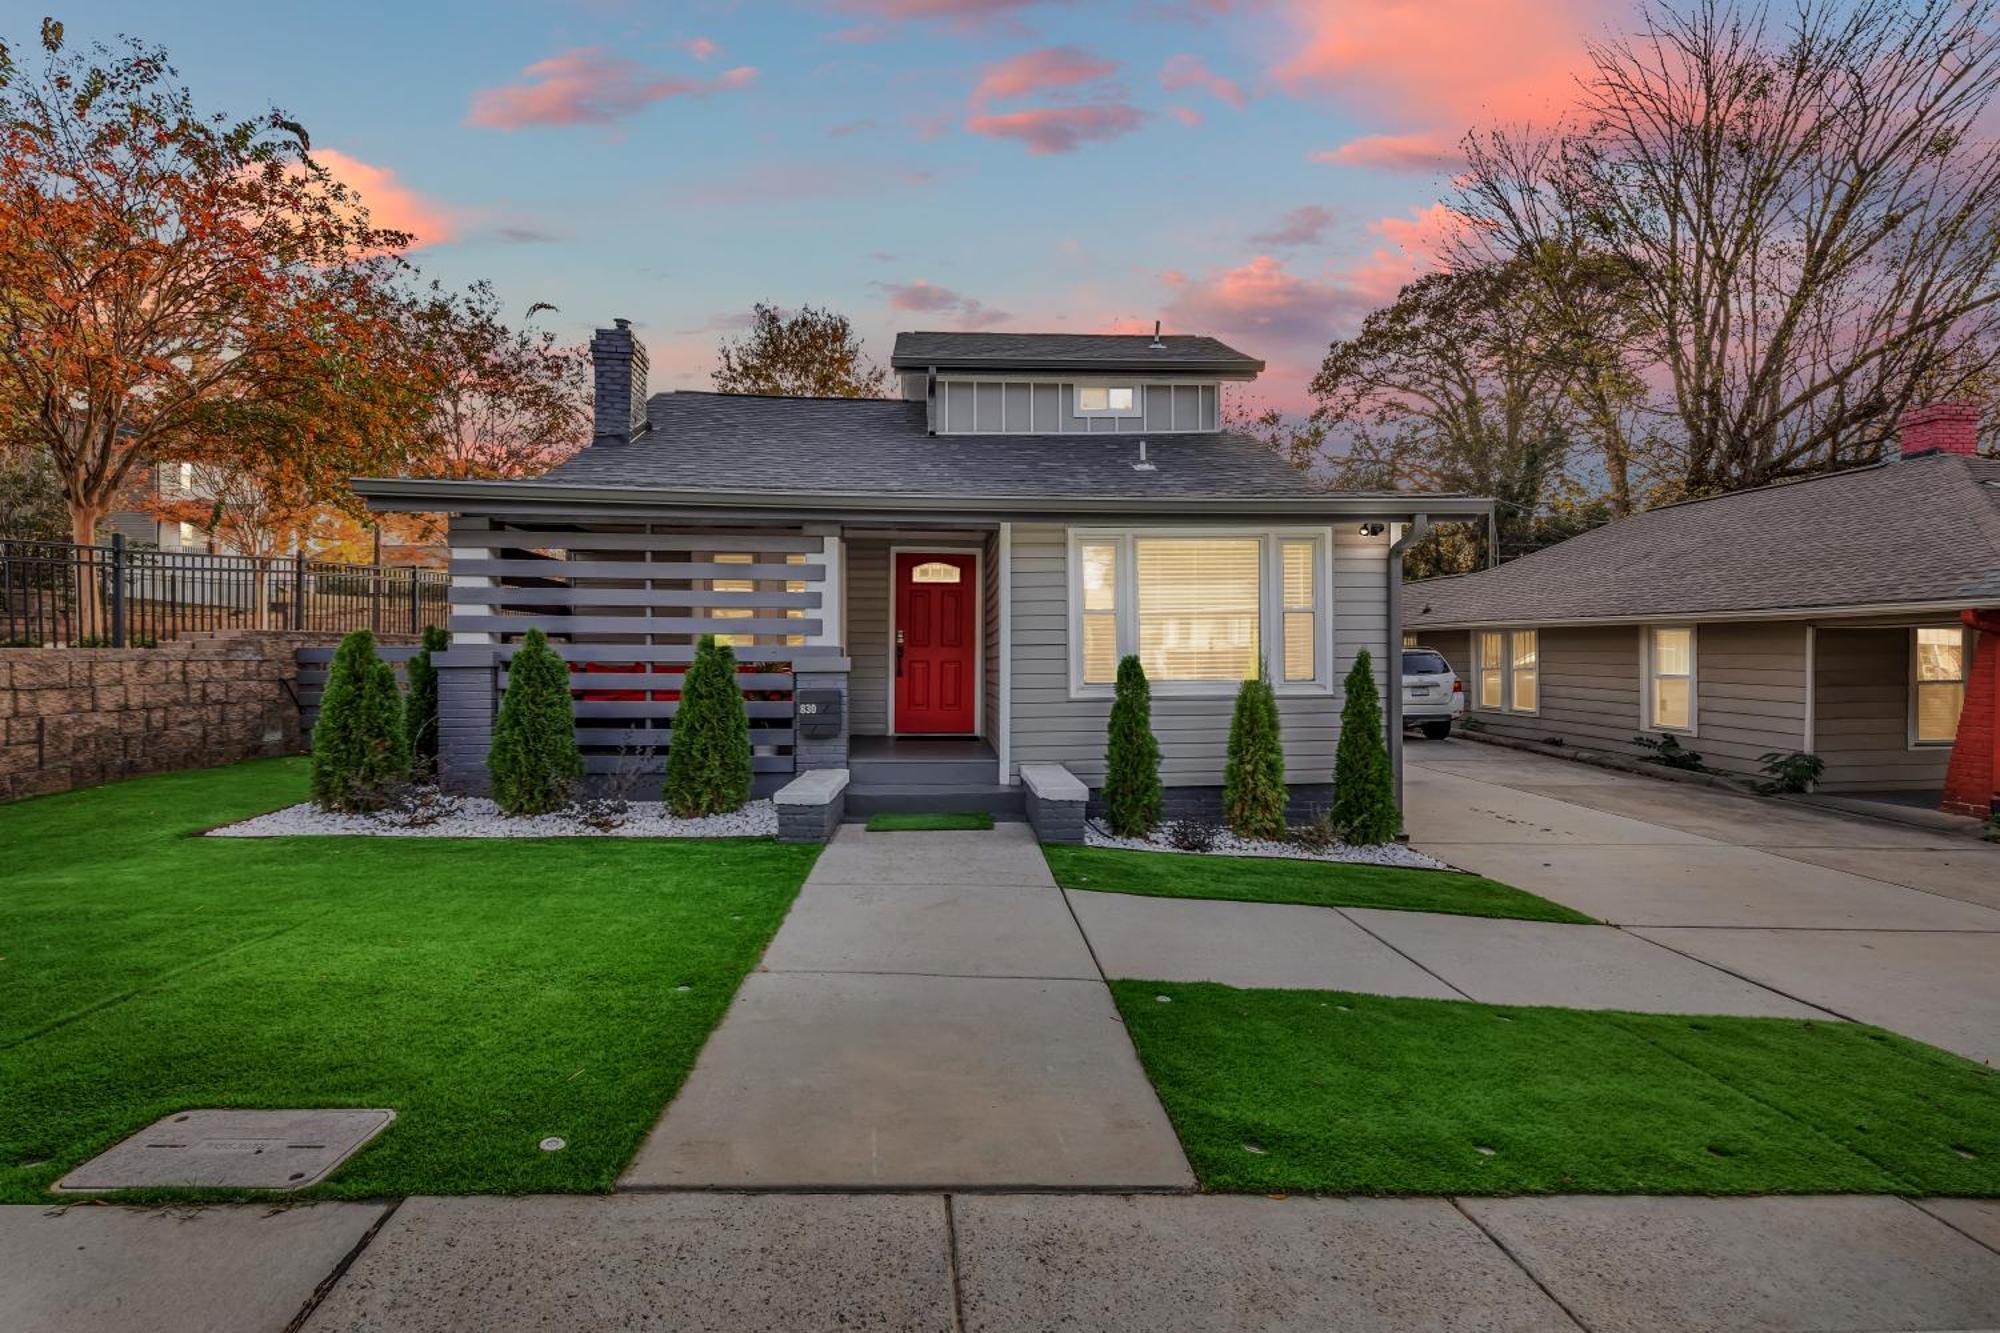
[660,390,907,405]
[1944,453,2000,571]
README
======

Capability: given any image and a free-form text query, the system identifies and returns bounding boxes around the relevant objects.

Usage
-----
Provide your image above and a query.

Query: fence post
[409,567,421,636]
[292,550,306,631]
[370,528,382,634]
[109,533,127,648]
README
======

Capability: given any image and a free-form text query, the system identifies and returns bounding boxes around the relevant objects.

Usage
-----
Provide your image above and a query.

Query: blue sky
[36,0,1611,408]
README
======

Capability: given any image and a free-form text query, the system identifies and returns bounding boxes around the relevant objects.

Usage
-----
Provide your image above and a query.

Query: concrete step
[843,783,1027,820]
[847,757,1001,787]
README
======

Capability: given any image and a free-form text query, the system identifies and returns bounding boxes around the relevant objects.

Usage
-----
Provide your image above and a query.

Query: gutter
[351,475,1495,522]
[1387,513,1431,821]
[888,357,1265,377]
[1408,596,1999,631]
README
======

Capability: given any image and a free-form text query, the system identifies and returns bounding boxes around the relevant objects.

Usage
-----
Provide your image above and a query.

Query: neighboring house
[105,461,219,552]
[1405,405,2000,816]
[354,321,1488,818]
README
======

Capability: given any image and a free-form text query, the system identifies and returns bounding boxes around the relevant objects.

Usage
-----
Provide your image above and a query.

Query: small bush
[1164,817,1218,852]
[311,628,411,813]
[1634,733,1705,770]
[405,624,449,769]
[664,634,753,817]
[1285,812,1342,853]
[1331,648,1401,845]
[487,627,582,816]
[1757,750,1824,794]
[1222,669,1287,839]
[1102,654,1163,836]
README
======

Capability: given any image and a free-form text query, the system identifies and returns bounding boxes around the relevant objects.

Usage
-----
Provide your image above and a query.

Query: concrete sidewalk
[8,1191,2000,1332]
[619,823,1193,1189]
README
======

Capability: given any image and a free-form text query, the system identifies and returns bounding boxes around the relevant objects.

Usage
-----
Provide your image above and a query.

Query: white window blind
[1281,540,1317,683]
[1649,627,1694,731]
[1476,631,1504,709]
[1510,629,1539,713]
[1914,626,1967,745]
[1136,538,1261,682]
[1079,541,1119,685]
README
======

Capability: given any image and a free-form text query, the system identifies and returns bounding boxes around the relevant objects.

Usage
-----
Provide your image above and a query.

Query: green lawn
[865,812,995,832]
[0,759,818,1203]
[1044,845,1591,923]
[1112,981,2000,1197]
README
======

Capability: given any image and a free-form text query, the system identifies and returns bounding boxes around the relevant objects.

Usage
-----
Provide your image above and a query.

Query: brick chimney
[590,319,650,444]
[1896,402,1983,460]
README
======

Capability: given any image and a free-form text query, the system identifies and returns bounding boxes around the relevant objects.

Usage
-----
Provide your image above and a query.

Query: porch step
[842,783,1027,821]
[847,757,1001,787]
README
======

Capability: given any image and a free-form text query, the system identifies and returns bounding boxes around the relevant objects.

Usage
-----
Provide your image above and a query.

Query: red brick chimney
[1896,402,1983,459]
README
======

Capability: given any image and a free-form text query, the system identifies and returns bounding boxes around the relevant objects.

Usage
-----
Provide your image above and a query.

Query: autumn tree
[712,303,889,398]
[0,20,427,550]
[1458,0,2000,494]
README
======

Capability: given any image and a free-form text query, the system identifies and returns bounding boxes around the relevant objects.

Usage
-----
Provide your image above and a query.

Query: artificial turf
[865,812,995,832]
[0,759,819,1203]
[1111,981,2000,1197]
[1043,844,1591,923]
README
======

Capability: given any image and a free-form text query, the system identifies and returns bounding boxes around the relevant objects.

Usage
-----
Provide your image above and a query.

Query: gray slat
[451,558,825,581]
[452,613,820,636]
[450,586,821,609]
[450,529,822,553]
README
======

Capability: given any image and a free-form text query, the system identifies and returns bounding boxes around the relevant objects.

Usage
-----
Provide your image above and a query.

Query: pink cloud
[467,48,756,129]
[1159,54,1245,109]
[1248,204,1336,247]
[313,149,456,248]
[971,46,1118,108]
[967,104,1146,153]
[1370,202,1462,268]
[874,279,1011,329]
[1169,105,1203,126]
[684,36,719,61]
[1311,131,1463,171]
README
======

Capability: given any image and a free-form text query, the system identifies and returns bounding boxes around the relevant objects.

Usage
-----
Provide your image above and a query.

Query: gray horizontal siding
[1006,523,1384,787]
[1814,626,1952,792]
[847,537,889,737]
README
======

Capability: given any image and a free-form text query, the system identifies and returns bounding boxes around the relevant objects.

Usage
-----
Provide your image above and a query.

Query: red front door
[894,552,977,734]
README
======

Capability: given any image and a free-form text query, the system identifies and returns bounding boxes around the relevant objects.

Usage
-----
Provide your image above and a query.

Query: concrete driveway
[1405,738,2000,1065]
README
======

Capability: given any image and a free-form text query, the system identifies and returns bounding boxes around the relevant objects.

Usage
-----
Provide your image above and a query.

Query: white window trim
[1065,527,1335,699]
[1641,624,1699,736]
[1908,624,1971,749]
[1072,382,1144,419]
[1470,628,1540,716]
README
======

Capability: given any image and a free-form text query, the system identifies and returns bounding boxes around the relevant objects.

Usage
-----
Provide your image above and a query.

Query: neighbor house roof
[1406,453,2000,628]
[890,332,1264,377]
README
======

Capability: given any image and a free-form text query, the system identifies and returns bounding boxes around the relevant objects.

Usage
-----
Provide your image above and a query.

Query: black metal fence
[0,537,450,647]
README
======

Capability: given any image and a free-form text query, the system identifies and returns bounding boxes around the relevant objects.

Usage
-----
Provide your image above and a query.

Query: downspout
[1387,513,1431,824]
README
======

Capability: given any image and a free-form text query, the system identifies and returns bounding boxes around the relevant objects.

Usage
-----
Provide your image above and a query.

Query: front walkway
[619,822,1193,1189]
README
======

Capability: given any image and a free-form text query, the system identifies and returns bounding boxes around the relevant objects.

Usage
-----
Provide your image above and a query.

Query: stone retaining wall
[0,632,414,803]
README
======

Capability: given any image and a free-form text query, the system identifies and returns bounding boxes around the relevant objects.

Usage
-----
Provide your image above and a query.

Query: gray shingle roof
[890,331,1263,375]
[1407,454,2000,627]
[536,391,1318,499]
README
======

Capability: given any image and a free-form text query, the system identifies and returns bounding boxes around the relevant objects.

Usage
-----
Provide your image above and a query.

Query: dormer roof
[890,331,1264,379]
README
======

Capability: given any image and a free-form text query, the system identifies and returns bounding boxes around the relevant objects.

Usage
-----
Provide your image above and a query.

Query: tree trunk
[67,500,111,641]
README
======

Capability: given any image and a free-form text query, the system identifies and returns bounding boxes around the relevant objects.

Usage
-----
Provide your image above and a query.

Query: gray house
[1406,405,1999,812]
[354,323,1486,826]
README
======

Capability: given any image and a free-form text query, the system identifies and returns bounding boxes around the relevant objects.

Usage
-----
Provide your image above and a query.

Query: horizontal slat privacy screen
[446,520,846,779]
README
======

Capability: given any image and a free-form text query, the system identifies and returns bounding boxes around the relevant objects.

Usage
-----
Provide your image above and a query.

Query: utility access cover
[55,1108,395,1192]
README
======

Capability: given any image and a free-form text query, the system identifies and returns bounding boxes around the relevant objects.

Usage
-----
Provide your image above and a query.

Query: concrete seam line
[1906,1196,2000,1261]
[1615,927,1854,1023]
[1055,887,1114,984]
[943,1195,970,1333]
[1446,1198,1593,1332]
[1754,845,2000,917]
[283,1195,405,1333]
[1331,907,1476,1001]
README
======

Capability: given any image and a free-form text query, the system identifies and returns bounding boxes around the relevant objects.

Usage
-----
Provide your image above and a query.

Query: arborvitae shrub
[1102,654,1163,836]
[405,624,449,769]
[1331,648,1401,844]
[487,627,582,816]
[663,633,753,817]
[311,628,410,812]
[1221,668,1287,839]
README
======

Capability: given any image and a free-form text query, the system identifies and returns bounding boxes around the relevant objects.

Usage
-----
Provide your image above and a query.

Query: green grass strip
[1110,981,2000,1197]
[866,812,996,831]
[1045,844,1592,923]
[0,758,820,1204]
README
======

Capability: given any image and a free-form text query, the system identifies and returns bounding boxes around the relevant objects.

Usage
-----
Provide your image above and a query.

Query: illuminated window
[1472,629,1537,714]
[1075,384,1141,417]
[1647,626,1695,732]
[1510,630,1538,712]
[1070,531,1329,692]
[1913,626,1968,745]
[911,561,961,584]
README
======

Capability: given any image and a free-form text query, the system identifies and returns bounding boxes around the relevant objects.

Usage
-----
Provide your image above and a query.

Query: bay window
[1473,629,1537,714]
[1646,626,1696,733]
[1070,530,1330,693]
[1912,626,1969,746]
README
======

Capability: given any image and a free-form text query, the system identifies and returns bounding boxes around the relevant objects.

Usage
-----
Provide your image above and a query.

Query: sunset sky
[44,0,1615,410]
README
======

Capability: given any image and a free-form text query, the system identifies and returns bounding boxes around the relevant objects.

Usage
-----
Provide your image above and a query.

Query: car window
[1402,650,1450,675]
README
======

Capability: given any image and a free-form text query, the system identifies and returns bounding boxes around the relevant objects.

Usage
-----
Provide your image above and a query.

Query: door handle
[895,629,905,677]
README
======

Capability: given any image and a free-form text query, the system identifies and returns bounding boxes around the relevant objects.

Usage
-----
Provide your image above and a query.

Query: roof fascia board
[890,356,1264,377]
[1411,597,1996,631]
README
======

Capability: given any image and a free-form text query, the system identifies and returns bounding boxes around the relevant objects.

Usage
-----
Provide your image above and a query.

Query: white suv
[1401,647,1463,740]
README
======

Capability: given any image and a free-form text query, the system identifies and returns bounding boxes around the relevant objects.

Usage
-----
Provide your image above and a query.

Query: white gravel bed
[1083,820,1448,870]
[209,798,778,839]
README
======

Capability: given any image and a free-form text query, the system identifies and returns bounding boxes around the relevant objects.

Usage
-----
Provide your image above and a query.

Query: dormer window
[1075,384,1142,418]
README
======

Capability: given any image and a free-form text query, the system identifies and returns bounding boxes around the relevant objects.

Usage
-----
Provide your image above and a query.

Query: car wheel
[1420,721,1452,740]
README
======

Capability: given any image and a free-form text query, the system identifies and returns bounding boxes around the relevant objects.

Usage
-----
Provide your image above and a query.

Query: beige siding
[1814,626,1952,792]
[1429,625,1646,756]
[846,538,890,736]
[1007,523,1386,786]
[1691,622,1810,775]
